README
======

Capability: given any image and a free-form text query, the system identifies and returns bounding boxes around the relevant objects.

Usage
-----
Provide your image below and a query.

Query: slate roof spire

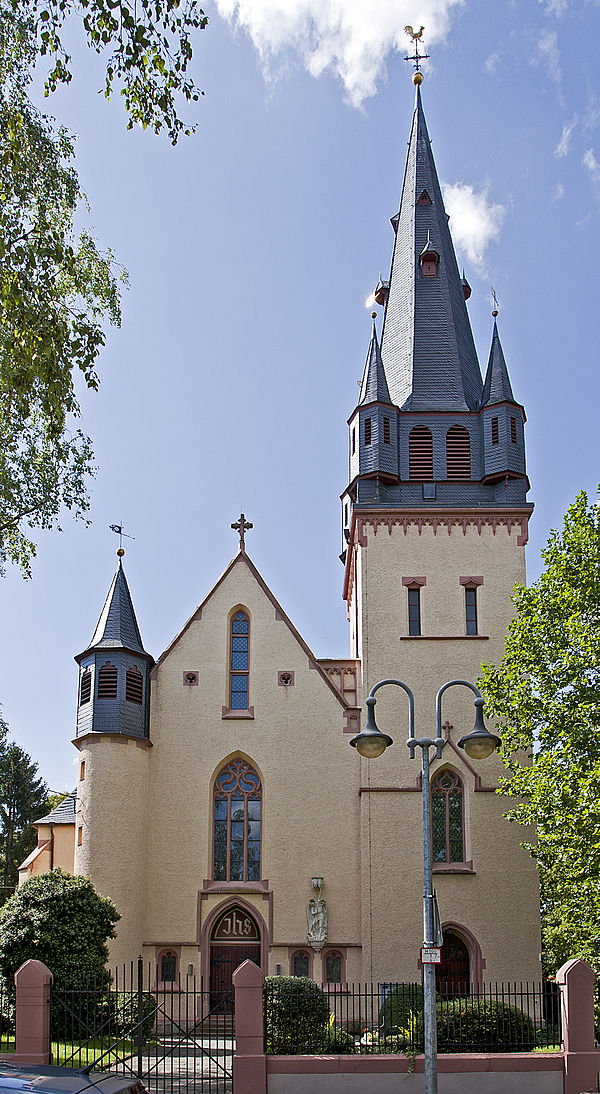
[482,320,515,405]
[381,83,483,412]
[359,317,391,405]
[87,558,147,655]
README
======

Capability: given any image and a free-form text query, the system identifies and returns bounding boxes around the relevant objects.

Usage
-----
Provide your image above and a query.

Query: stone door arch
[209,905,261,1010]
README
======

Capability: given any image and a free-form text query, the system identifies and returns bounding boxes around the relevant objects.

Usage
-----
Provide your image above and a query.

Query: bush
[113,991,156,1044]
[264,976,355,1055]
[436,998,536,1052]
[379,984,422,1036]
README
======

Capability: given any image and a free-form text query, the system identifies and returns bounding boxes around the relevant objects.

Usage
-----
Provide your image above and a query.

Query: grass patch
[51,1038,138,1068]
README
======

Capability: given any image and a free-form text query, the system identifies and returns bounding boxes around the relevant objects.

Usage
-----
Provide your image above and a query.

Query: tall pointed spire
[482,321,515,405]
[381,84,482,412]
[88,559,147,655]
[359,318,390,405]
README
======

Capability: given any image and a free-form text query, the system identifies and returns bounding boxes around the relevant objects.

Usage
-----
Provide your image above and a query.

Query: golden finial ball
[492,309,499,318]
[371,312,377,319]
[117,547,125,557]
[413,72,423,86]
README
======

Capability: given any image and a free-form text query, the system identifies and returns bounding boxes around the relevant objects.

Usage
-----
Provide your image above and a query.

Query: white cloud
[214,0,465,107]
[537,29,563,95]
[554,115,577,157]
[553,182,565,201]
[539,0,569,15]
[583,148,600,185]
[441,181,505,272]
[484,51,500,75]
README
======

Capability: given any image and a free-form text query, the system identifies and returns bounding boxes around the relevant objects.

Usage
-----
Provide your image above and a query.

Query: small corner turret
[74,553,153,742]
[481,318,528,500]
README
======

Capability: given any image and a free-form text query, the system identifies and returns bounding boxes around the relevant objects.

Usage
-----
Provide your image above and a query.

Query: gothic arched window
[230,611,250,710]
[446,425,471,480]
[213,759,261,882]
[432,769,465,864]
[409,426,433,480]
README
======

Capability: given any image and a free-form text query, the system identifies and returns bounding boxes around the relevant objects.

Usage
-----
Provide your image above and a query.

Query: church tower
[73,555,153,956]
[342,78,539,983]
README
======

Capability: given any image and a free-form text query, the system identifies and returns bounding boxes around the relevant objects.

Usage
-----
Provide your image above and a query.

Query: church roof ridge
[153,551,352,710]
[380,83,483,412]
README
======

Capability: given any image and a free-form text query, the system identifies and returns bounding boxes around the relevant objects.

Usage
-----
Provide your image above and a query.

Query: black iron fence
[263,978,562,1055]
[0,977,14,1052]
[51,959,233,1093]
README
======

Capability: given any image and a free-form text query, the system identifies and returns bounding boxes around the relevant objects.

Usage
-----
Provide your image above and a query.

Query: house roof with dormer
[482,321,516,405]
[380,84,483,413]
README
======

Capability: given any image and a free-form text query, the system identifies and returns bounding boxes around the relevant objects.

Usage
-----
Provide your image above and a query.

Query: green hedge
[264,976,355,1055]
[378,987,536,1053]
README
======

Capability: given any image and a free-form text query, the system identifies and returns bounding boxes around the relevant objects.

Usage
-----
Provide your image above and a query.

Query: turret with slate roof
[343,78,531,528]
[75,555,153,741]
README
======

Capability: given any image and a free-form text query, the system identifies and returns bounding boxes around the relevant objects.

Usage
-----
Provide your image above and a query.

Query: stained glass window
[213,759,261,882]
[325,951,342,984]
[408,587,421,636]
[432,769,465,864]
[160,951,177,983]
[230,611,249,709]
[292,952,309,977]
[465,587,478,635]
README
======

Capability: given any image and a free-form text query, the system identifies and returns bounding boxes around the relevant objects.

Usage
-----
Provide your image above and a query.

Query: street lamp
[350,678,500,1094]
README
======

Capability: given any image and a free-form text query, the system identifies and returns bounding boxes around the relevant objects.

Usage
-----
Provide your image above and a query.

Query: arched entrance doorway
[210,905,261,1009]
[436,930,470,995]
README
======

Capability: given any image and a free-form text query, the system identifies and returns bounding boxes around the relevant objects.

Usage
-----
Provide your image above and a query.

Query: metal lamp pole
[350,678,500,1094]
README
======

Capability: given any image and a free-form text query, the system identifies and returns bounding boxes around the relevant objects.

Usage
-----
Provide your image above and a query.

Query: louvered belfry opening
[97,662,118,699]
[126,666,144,704]
[446,425,471,480]
[409,426,434,480]
[79,670,92,706]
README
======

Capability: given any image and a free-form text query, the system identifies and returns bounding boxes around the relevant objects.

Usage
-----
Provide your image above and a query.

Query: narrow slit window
[97,662,118,700]
[364,418,372,446]
[491,417,499,445]
[465,587,478,635]
[383,417,391,445]
[80,761,85,781]
[230,610,250,710]
[408,587,421,636]
[351,427,355,455]
[510,417,517,444]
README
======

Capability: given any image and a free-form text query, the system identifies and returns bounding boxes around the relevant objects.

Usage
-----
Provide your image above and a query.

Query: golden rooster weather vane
[404,25,429,83]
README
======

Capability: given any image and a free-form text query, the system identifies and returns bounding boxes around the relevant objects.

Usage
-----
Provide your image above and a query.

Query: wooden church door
[209,906,261,1011]
[436,931,470,995]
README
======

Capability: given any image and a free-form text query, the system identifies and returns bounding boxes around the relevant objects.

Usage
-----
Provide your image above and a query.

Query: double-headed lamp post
[349,679,500,1094]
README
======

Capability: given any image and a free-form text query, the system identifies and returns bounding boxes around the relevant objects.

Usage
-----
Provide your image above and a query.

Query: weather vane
[404,25,429,82]
[231,513,253,552]
[491,287,500,317]
[110,522,135,558]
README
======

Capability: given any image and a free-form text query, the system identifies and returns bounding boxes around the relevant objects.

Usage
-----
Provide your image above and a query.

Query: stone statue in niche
[307,897,328,952]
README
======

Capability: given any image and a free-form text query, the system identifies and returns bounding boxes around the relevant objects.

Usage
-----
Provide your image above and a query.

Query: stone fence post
[557,957,600,1094]
[232,959,266,1094]
[6,960,53,1065]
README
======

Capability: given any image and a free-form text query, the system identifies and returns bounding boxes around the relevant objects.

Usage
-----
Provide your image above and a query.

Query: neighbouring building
[22,78,541,993]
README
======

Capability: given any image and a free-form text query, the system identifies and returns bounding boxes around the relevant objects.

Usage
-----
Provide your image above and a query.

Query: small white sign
[421,947,442,964]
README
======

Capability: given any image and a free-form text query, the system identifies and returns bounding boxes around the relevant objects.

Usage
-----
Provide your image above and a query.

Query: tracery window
[230,611,250,710]
[431,770,465,863]
[213,759,261,882]
[97,662,118,700]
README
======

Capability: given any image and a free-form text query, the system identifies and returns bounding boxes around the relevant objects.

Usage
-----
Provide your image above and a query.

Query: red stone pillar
[13,960,53,1065]
[232,959,266,1094]
[557,958,600,1094]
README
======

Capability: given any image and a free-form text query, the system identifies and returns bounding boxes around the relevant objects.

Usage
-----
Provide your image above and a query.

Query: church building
[22,77,541,993]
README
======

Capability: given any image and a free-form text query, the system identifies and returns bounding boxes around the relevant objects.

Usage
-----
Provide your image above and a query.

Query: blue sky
[2,0,599,790]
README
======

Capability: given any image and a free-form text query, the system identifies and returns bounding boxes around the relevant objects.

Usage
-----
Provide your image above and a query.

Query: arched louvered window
[79,670,92,706]
[126,666,144,704]
[213,758,261,882]
[230,610,250,710]
[97,662,118,700]
[409,426,433,480]
[432,769,465,863]
[446,425,471,480]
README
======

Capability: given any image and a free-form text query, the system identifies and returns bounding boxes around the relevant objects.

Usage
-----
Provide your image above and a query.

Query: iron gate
[51,958,234,1093]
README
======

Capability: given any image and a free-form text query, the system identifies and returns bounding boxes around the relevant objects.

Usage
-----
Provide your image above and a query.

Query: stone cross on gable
[231,513,253,551]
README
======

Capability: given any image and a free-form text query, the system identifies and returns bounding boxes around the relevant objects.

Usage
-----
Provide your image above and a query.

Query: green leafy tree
[480,490,600,975]
[0,869,120,987]
[0,742,48,890]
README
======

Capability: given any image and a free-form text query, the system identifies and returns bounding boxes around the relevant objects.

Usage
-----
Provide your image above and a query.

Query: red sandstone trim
[343,708,361,734]
[400,635,489,641]
[402,576,426,587]
[267,1053,563,1075]
[72,731,152,749]
[459,576,484,586]
[221,707,255,719]
[359,785,420,794]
